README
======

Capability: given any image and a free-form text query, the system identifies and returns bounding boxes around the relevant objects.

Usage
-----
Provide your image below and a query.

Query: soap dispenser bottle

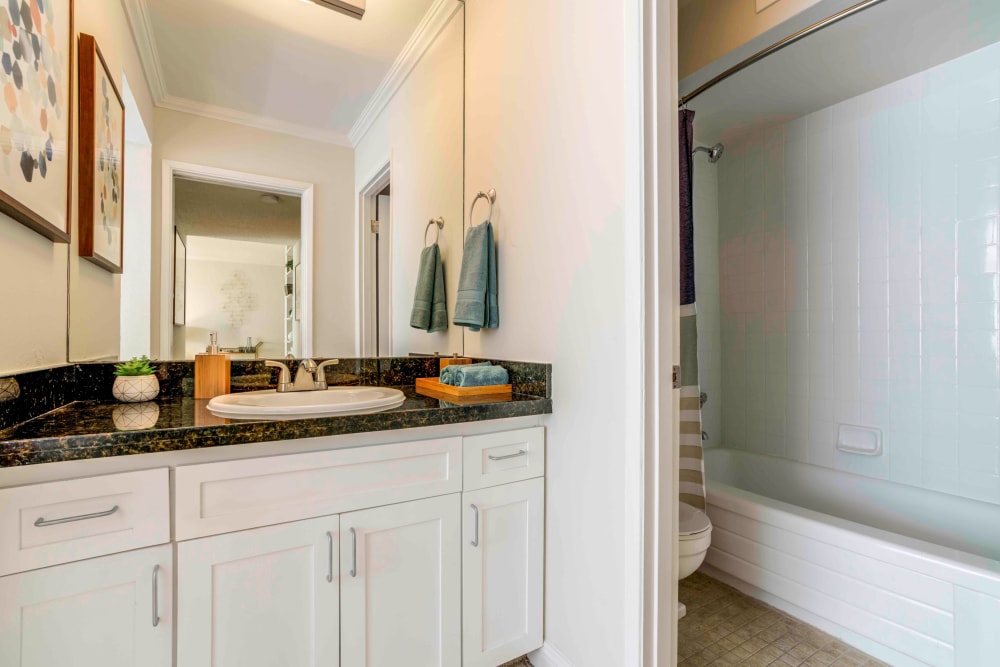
[195,331,230,399]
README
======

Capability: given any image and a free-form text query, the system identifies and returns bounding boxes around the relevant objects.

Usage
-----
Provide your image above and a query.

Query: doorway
[172,179,301,360]
[160,161,315,360]
[374,183,391,356]
[358,163,392,357]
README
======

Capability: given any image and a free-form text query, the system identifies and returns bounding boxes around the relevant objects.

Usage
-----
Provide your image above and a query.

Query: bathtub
[702,448,1000,667]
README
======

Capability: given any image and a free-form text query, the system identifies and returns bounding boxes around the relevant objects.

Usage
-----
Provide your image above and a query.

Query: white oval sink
[207,387,406,420]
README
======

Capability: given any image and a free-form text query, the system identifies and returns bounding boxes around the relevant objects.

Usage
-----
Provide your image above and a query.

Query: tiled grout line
[679,572,890,666]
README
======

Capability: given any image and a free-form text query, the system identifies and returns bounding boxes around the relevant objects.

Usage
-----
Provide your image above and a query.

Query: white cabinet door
[176,515,340,667]
[340,494,461,667]
[463,479,544,667]
[0,544,172,667]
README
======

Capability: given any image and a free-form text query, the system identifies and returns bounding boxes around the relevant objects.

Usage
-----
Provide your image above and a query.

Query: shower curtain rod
[678,0,889,108]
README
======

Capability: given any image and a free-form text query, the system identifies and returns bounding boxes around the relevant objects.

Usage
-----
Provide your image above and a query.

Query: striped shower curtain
[678,110,707,510]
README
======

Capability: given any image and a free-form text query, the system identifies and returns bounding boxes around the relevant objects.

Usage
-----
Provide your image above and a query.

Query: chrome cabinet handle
[488,450,526,462]
[34,504,119,527]
[470,504,480,547]
[326,532,334,583]
[349,527,357,577]
[152,564,160,627]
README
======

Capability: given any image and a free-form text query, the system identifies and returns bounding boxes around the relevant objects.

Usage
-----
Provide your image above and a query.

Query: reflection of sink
[207,387,406,420]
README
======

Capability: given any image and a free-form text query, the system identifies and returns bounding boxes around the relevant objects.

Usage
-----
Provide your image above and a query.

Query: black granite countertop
[0,387,551,467]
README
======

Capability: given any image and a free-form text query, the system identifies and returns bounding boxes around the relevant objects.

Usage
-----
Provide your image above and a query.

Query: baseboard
[528,642,574,667]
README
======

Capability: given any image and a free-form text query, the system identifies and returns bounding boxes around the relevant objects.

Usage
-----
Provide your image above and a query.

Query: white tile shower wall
[716,41,1000,505]
[695,147,722,445]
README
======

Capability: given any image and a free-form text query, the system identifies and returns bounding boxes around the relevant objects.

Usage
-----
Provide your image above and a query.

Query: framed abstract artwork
[78,33,124,273]
[173,230,186,326]
[0,0,74,242]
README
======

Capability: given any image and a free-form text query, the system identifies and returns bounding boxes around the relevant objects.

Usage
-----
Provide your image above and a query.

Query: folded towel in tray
[440,361,491,385]
[440,363,509,388]
[409,243,448,333]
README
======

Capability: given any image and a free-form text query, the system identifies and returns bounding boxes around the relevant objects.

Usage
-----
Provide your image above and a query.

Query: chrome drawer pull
[470,504,480,547]
[349,527,357,577]
[152,564,160,627]
[488,450,526,461]
[326,532,334,583]
[34,504,119,527]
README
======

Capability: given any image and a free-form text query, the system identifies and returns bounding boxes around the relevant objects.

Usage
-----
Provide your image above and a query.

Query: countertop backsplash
[0,357,552,432]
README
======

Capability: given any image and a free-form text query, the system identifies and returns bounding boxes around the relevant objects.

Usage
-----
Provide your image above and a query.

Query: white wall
[152,108,355,359]
[120,77,153,360]
[465,1,630,664]
[716,41,1000,505]
[354,4,464,357]
[68,0,157,362]
[183,237,286,360]
[0,222,68,372]
[694,148,722,444]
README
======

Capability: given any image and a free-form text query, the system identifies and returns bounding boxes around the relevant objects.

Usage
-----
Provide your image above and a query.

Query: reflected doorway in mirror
[159,161,315,360]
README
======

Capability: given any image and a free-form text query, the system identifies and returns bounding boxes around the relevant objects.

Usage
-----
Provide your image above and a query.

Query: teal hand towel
[410,244,448,333]
[440,364,509,387]
[440,361,491,385]
[454,221,498,331]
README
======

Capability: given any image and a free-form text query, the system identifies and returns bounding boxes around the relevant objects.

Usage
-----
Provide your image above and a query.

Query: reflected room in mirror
[169,179,302,361]
[65,0,466,365]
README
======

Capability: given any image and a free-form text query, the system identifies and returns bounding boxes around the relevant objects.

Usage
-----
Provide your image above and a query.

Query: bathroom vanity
[0,360,551,667]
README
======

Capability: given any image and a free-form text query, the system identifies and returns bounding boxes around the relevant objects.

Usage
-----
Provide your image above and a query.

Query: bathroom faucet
[264,358,340,393]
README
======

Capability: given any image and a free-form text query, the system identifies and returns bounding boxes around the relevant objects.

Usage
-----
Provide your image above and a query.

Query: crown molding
[158,95,353,147]
[123,0,453,148]
[120,0,166,101]
[347,0,463,146]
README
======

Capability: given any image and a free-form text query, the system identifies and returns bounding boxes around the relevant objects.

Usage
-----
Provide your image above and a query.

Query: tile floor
[679,572,889,666]
[499,658,532,667]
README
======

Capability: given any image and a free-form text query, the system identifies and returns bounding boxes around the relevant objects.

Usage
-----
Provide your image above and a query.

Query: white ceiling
[684,0,1000,146]
[138,0,436,144]
[174,178,302,246]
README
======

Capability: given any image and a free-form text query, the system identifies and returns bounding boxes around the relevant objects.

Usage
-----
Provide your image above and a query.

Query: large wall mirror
[66,0,465,363]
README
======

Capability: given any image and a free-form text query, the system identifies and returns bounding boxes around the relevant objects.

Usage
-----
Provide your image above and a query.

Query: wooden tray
[415,377,513,399]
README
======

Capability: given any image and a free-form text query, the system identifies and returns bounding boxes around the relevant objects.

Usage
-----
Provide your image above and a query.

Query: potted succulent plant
[112,356,160,403]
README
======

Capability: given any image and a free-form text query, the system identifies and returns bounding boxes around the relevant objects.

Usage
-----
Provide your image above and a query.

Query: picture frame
[0,0,75,242]
[77,33,124,273]
[173,230,186,326]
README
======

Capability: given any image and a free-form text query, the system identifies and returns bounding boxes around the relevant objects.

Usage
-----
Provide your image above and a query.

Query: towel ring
[424,217,445,247]
[467,188,496,238]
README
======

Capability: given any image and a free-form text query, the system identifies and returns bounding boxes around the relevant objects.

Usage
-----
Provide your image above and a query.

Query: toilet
[678,502,712,580]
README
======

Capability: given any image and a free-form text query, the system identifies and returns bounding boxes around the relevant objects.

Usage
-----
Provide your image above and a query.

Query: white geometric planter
[112,402,161,430]
[112,375,160,403]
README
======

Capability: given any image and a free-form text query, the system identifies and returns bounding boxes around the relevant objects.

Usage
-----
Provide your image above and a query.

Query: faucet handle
[265,360,292,391]
[315,359,340,389]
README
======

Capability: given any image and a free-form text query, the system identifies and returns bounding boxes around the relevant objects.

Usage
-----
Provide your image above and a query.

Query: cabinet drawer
[463,427,544,491]
[174,437,463,540]
[0,468,170,576]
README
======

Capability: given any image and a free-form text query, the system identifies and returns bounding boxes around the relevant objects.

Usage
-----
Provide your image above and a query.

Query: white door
[176,515,340,667]
[463,479,545,667]
[340,494,461,667]
[0,544,172,667]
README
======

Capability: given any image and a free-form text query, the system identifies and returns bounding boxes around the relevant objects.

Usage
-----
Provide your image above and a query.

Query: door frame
[625,0,679,665]
[357,161,392,357]
[159,161,315,360]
